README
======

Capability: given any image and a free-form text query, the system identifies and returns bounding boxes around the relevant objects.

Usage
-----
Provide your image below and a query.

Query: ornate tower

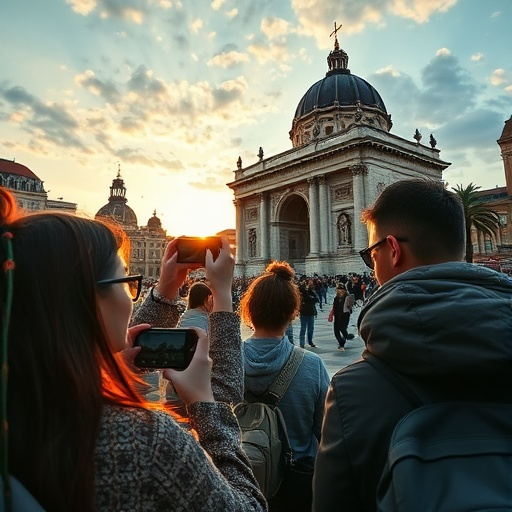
[498,115,512,196]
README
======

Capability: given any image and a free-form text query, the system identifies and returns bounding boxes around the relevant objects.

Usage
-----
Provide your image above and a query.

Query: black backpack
[364,352,512,512]
[234,346,304,499]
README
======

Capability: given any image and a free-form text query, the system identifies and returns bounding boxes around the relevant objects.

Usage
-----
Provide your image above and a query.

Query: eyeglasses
[359,237,408,269]
[96,274,143,302]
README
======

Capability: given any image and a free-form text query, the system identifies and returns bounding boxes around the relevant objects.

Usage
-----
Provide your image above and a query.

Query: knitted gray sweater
[94,293,266,511]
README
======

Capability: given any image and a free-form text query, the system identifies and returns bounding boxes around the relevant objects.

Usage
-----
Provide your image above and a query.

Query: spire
[327,20,349,75]
[108,163,128,203]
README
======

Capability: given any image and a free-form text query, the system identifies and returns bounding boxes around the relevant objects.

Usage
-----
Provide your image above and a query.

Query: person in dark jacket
[313,178,512,511]
[327,284,354,350]
[298,278,319,348]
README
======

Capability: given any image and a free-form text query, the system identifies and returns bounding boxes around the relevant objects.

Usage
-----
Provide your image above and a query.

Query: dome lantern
[95,164,138,229]
[290,22,392,147]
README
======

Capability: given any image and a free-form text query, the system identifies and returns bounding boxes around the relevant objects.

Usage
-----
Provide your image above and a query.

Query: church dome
[290,29,392,147]
[294,70,387,119]
[147,210,162,229]
[95,166,138,229]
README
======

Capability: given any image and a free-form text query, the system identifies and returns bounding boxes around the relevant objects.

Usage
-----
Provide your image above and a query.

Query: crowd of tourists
[3,177,511,511]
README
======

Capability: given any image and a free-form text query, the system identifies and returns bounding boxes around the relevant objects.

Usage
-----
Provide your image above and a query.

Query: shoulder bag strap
[264,346,305,407]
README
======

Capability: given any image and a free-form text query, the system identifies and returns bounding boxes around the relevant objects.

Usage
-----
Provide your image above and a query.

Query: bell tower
[498,115,512,196]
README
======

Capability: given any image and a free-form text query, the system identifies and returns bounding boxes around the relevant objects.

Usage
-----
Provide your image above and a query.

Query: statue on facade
[248,228,257,257]
[237,156,242,170]
[413,129,422,143]
[429,133,437,148]
[338,214,351,245]
[258,147,264,161]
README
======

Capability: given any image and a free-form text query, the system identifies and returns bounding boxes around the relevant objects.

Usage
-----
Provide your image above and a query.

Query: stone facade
[0,158,77,213]
[228,126,448,277]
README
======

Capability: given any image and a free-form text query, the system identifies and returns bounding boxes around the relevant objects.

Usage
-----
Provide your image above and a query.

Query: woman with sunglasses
[0,187,265,511]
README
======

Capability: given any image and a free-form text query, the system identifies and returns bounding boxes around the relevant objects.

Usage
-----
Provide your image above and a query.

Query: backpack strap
[245,346,305,407]
[362,350,423,408]
[266,346,305,406]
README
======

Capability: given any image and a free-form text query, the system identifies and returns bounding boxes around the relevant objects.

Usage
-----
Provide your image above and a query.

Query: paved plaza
[240,287,364,379]
[145,288,364,401]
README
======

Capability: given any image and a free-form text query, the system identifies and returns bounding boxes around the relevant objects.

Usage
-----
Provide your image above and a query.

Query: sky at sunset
[1,0,511,235]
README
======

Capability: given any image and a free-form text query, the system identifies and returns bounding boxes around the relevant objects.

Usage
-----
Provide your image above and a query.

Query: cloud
[227,8,238,19]
[65,0,152,22]
[248,42,291,69]
[211,0,226,10]
[416,49,480,124]
[0,56,273,174]
[75,70,120,102]
[291,0,459,47]
[189,175,227,191]
[261,17,293,40]
[207,51,249,68]
[190,18,203,34]
[375,65,401,78]
[471,53,484,63]
[66,0,97,16]
[491,69,506,86]
[0,84,87,150]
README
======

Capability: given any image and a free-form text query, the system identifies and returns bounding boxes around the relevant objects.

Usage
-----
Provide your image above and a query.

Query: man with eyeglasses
[313,178,512,511]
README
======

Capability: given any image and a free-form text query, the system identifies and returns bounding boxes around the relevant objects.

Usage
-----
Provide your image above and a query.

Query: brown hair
[187,281,212,309]
[0,187,144,510]
[361,178,465,263]
[239,261,300,330]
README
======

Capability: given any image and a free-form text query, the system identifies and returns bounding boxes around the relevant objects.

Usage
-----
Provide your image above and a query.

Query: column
[308,177,320,255]
[350,164,368,250]
[318,175,330,253]
[234,199,244,264]
[259,192,270,259]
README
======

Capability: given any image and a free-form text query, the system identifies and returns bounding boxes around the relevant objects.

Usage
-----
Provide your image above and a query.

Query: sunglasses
[359,237,408,269]
[96,274,143,302]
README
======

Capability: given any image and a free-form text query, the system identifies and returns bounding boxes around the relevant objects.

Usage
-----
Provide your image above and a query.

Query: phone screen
[133,328,198,369]
[176,236,222,264]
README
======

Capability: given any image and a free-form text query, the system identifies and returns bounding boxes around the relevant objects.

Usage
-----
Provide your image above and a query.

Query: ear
[387,236,403,268]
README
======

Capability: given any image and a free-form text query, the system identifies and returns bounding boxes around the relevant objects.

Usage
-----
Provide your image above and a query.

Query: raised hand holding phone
[163,326,214,405]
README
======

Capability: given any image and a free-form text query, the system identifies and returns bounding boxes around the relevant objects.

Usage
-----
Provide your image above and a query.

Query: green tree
[452,183,501,263]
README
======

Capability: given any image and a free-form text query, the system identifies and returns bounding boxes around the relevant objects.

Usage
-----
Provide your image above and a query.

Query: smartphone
[133,328,199,370]
[176,236,222,264]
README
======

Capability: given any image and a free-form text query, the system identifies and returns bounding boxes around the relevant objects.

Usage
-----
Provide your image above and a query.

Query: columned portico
[234,199,244,264]
[308,177,320,255]
[318,175,330,253]
[350,164,368,251]
[259,192,270,259]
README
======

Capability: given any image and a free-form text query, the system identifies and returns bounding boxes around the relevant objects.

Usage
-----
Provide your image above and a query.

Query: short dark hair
[240,261,300,330]
[361,178,465,262]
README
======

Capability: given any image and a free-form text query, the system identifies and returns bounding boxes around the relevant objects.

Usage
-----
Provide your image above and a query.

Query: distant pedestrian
[298,278,319,348]
[327,284,354,350]
[178,281,212,333]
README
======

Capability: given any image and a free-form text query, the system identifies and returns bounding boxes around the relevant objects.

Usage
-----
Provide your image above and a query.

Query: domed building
[228,29,450,276]
[0,157,76,212]
[95,167,172,278]
[95,167,138,229]
[290,36,392,147]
